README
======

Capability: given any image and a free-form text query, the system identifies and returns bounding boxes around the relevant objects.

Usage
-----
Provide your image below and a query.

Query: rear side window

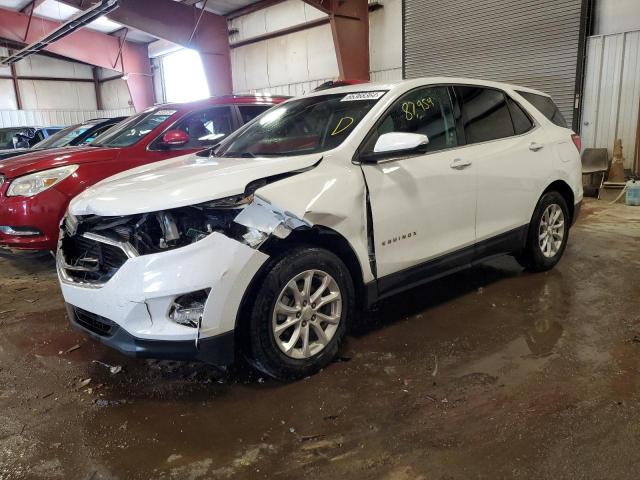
[455,86,514,143]
[516,91,567,128]
[506,97,534,135]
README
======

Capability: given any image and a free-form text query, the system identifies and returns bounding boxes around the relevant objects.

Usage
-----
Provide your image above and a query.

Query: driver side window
[364,86,458,154]
[171,107,234,148]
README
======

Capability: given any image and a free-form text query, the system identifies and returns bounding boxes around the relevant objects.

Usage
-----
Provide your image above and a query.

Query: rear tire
[516,191,570,272]
[245,246,354,380]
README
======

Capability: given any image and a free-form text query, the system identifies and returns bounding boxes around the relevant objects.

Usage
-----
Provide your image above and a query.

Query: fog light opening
[168,289,210,328]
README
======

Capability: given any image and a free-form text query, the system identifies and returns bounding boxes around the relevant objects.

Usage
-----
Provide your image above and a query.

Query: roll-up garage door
[403,0,586,128]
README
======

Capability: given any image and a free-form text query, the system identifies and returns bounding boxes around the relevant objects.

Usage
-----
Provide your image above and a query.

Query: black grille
[61,233,129,284]
[73,307,117,337]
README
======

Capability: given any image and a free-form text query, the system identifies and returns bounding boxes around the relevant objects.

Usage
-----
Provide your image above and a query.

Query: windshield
[216,91,386,157]
[0,128,23,149]
[91,109,176,148]
[34,123,96,149]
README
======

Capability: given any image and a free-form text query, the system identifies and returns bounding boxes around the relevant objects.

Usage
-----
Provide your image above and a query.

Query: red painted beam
[57,0,232,96]
[303,0,369,81]
[0,6,154,111]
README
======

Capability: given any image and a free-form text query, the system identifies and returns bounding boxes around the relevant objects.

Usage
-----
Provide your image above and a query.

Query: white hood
[70,152,322,216]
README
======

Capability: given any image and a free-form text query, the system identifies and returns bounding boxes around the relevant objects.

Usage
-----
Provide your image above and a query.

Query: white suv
[57,78,583,379]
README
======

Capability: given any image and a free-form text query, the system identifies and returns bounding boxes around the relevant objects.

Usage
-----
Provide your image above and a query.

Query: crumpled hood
[69,152,322,216]
[0,146,120,179]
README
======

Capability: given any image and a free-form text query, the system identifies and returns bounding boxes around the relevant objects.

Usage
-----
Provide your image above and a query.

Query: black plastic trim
[366,225,528,306]
[67,304,235,365]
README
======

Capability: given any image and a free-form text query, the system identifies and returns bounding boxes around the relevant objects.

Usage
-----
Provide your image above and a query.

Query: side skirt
[365,225,528,307]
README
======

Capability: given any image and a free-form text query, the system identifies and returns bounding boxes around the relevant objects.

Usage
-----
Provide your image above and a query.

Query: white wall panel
[594,0,640,36]
[228,0,326,42]
[0,79,17,110]
[581,30,640,169]
[14,54,93,79]
[0,108,134,128]
[97,68,122,81]
[18,80,98,110]
[248,78,334,97]
[0,47,10,77]
[370,68,403,83]
[228,0,401,95]
[369,0,402,76]
[231,24,338,93]
[100,78,133,110]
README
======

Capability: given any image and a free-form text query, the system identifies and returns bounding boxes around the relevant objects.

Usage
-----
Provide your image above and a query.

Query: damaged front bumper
[66,303,235,363]
[58,232,269,364]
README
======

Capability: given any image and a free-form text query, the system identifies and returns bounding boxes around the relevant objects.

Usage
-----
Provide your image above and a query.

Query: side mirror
[361,132,429,163]
[160,129,190,147]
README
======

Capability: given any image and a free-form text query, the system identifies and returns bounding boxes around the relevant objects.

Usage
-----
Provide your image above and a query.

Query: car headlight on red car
[6,165,79,197]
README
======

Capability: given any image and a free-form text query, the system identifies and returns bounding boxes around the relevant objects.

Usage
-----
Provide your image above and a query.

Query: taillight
[571,134,581,152]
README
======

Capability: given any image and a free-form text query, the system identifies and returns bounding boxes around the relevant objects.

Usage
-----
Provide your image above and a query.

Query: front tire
[245,246,354,380]
[516,191,570,272]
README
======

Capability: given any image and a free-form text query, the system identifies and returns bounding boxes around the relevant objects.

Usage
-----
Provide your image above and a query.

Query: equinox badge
[381,231,417,247]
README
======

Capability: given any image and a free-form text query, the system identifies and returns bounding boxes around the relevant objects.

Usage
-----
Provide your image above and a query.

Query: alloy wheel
[538,203,565,258]
[271,269,342,359]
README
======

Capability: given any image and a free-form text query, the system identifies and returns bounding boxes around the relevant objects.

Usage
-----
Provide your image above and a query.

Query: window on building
[162,49,210,103]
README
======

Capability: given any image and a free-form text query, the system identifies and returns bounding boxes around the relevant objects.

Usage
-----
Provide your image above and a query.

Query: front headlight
[7,165,79,197]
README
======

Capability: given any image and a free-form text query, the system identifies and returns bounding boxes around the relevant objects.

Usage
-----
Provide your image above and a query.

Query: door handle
[450,158,472,169]
[529,142,544,152]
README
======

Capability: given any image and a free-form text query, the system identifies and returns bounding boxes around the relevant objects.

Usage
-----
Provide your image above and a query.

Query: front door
[359,85,477,292]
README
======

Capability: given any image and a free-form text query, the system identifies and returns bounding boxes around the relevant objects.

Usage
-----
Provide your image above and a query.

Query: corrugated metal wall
[403,0,583,127]
[0,108,135,128]
[581,30,640,169]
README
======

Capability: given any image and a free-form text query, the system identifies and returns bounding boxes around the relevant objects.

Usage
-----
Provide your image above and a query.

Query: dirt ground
[1,198,639,480]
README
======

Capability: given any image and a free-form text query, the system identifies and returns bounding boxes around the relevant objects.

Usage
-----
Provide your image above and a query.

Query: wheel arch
[234,225,366,349]
[542,180,575,223]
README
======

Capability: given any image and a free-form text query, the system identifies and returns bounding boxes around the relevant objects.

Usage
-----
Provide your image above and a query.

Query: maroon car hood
[0,146,121,179]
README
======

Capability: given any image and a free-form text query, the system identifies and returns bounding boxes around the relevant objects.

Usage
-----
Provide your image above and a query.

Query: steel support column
[0,6,154,111]
[58,0,233,96]
[303,0,369,81]
[9,59,22,110]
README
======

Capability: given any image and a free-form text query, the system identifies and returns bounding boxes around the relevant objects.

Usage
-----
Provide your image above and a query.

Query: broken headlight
[66,194,309,255]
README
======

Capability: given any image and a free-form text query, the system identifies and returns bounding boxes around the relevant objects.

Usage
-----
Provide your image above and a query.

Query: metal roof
[0,0,268,43]
[0,0,268,45]
[0,0,154,43]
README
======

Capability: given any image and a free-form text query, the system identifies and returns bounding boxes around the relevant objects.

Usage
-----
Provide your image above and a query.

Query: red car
[0,95,286,251]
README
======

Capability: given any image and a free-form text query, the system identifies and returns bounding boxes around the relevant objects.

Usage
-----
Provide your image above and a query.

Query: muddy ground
[1,198,639,480]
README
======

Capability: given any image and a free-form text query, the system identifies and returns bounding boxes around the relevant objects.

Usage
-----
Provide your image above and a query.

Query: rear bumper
[66,303,235,364]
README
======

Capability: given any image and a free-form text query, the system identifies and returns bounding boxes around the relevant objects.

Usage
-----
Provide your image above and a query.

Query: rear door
[360,85,477,285]
[454,86,550,247]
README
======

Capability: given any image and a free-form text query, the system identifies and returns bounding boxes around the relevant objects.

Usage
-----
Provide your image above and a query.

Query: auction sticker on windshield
[341,91,386,102]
